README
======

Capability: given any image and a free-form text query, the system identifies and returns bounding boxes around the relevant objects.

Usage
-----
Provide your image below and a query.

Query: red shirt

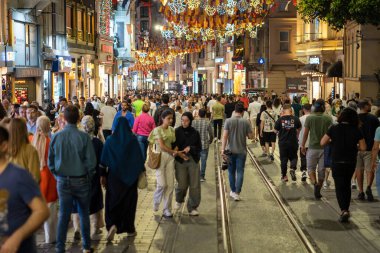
[240,97,249,109]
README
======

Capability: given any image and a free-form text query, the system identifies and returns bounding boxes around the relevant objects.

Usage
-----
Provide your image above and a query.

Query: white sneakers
[163,210,173,217]
[189,209,199,216]
[230,191,241,201]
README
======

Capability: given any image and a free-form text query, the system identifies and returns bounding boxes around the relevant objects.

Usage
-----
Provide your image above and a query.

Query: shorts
[306,149,325,179]
[263,132,276,143]
[356,151,372,171]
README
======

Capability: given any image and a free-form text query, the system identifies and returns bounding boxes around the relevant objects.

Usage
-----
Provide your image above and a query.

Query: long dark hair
[84,102,95,116]
[273,98,281,108]
[159,109,174,126]
[338,108,359,127]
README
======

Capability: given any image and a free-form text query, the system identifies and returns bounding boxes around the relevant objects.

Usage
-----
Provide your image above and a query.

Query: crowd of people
[0,90,380,252]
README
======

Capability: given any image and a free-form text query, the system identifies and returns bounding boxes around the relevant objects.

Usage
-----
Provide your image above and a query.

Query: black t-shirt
[225,102,236,119]
[327,124,363,165]
[358,113,379,151]
[274,115,301,146]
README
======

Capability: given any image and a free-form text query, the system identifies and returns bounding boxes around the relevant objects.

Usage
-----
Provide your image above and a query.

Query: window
[141,6,149,18]
[278,0,290,11]
[198,49,205,59]
[66,7,72,29]
[116,22,125,48]
[87,14,94,43]
[279,31,289,52]
[141,20,149,32]
[77,10,82,31]
[314,19,320,40]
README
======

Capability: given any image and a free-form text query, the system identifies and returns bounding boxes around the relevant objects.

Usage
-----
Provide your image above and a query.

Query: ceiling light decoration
[237,0,249,12]
[168,0,186,14]
[187,0,201,10]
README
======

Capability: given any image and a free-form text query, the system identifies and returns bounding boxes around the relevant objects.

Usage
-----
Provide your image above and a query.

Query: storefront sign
[101,44,113,54]
[234,64,244,70]
[15,68,43,78]
[215,57,224,63]
[309,56,320,65]
[52,56,72,73]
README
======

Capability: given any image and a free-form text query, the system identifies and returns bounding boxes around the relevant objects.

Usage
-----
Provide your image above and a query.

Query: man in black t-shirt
[275,105,302,182]
[356,100,380,201]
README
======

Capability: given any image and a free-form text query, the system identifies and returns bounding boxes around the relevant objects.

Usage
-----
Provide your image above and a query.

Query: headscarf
[32,116,51,170]
[81,115,95,138]
[101,117,144,186]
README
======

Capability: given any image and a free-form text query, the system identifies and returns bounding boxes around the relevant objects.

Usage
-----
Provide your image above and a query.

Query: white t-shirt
[260,109,276,133]
[149,101,157,117]
[248,101,261,119]
[101,105,117,130]
[207,99,216,112]
[299,114,310,147]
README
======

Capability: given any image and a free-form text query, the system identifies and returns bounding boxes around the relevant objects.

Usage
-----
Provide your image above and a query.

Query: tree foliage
[297,0,380,30]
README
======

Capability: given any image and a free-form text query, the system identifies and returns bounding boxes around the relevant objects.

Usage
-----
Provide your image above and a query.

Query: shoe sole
[106,227,117,242]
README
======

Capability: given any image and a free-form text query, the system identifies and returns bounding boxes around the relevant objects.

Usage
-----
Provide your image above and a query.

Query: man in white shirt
[248,96,262,140]
[298,103,311,182]
[100,99,117,140]
[148,95,157,117]
[91,95,101,111]
[207,95,217,114]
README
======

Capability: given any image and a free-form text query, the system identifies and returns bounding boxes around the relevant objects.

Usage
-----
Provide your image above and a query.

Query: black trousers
[213,119,223,140]
[332,163,356,212]
[279,145,298,177]
[300,147,307,172]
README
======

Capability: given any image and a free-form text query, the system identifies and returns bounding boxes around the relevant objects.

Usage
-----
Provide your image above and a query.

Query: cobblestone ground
[37,169,160,253]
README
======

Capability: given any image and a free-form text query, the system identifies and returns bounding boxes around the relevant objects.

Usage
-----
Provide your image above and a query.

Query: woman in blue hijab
[100,117,144,242]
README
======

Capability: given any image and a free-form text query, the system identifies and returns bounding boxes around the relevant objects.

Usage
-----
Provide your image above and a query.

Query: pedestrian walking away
[221,103,253,201]
[101,117,144,242]
[192,109,213,181]
[274,105,301,182]
[321,108,366,222]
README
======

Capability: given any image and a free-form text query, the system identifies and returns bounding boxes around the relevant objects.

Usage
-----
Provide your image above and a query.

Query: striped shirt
[192,118,214,150]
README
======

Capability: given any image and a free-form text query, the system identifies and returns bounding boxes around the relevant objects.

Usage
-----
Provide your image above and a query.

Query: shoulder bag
[147,143,161,169]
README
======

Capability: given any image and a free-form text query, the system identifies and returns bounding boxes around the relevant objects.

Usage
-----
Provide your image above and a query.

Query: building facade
[344,22,380,101]
[296,12,344,100]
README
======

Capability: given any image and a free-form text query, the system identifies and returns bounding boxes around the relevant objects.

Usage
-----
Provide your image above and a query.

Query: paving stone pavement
[37,170,160,253]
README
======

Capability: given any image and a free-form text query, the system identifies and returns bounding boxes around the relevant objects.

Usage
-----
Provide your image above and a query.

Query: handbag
[147,143,161,169]
[138,171,147,189]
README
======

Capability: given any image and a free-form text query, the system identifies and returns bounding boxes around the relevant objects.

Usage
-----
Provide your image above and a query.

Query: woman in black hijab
[173,112,202,216]
[84,102,101,136]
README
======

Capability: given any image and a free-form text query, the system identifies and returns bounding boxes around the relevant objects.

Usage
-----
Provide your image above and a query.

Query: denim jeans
[136,135,149,161]
[228,153,247,193]
[200,149,209,178]
[56,176,91,253]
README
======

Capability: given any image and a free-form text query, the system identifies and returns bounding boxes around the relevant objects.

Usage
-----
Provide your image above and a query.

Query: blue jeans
[228,153,247,193]
[137,135,149,161]
[56,176,91,253]
[200,149,209,178]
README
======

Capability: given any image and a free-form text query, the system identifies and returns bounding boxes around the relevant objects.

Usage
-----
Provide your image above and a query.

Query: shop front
[14,68,43,103]
[51,55,72,102]
[233,63,246,94]
[97,35,114,97]
[286,77,307,100]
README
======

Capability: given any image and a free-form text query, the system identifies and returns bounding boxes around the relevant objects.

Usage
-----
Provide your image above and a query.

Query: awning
[298,64,318,72]
[326,61,343,78]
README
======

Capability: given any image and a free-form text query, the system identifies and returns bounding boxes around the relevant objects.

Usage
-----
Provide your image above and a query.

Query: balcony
[296,39,343,57]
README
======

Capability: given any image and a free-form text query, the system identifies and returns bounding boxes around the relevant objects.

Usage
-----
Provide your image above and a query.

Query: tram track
[246,147,319,253]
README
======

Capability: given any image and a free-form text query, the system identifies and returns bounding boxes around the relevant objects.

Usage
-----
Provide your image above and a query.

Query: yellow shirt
[10,143,40,182]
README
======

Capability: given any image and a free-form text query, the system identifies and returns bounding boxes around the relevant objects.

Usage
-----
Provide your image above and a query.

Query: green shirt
[132,100,145,117]
[148,126,176,149]
[305,113,333,149]
[212,102,225,120]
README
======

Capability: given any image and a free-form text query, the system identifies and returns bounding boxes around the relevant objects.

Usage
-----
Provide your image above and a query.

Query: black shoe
[74,231,81,241]
[290,169,296,181]
[357,192,365,200]
[366,187,374,202]
[339,211,350,223]
[314,184,322,199]
[270,154,274,161]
